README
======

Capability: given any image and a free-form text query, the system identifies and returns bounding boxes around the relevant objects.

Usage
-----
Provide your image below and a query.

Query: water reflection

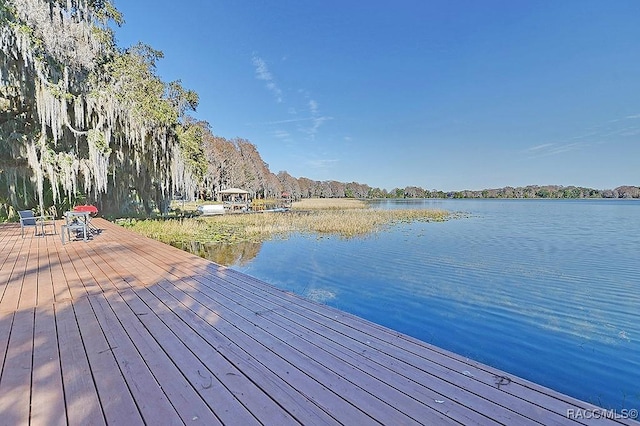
[173,240,263,266]
[235,199,640,410]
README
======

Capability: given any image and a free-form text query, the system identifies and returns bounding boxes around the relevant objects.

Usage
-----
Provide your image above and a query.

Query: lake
[221,199,639,410]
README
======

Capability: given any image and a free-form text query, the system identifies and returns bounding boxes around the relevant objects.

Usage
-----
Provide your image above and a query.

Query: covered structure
[218,188,250,211]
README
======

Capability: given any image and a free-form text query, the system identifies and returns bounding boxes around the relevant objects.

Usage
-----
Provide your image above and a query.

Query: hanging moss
[1,0,199,216]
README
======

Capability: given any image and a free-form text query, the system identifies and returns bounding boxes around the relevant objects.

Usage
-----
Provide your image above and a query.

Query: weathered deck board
[31,303,66,426]
[0,219,636,425]
[0,308,33,424]
[56,299,105,426]
[90,291,181,425]
[47,238,73,304]
[154,273,487,425]
[122,289,263,425]
[72,296,143,425]
[0,234,30,312]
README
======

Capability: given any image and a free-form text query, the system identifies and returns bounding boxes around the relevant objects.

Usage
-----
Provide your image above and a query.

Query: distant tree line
[182,115,640,203]
[186,126,640,201]
[438,185,640,199]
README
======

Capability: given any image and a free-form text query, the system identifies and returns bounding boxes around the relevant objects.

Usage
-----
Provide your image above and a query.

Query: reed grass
[291,198,368,210]
[119,206,450,244]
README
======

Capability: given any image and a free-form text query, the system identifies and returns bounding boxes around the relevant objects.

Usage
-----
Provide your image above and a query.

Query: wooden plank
[56,245,88,301]
[89,292,184,425]
[0,311,14,376]
[133,285,301,425]
[154,278,383,425]
[0,223,14,242]
[17,236,39,310]
[55,299,106,425]
[31,303,66,426]
[0,235,30,312]
[47,238,73,304]
[61,242,104,296]
[69,238,133,293]
[149,281,345,426]
[35,237,55,307]
[0,239,20,309]
[73,296,144,425]
[0,227,19,276]
[91,241,320,424]
[0,308,34,425]
[57,231,111,301]
[120,288,261,425]
[103,289,222,424]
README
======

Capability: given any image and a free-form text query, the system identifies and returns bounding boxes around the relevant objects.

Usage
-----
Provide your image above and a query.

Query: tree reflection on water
[173,240,263,266]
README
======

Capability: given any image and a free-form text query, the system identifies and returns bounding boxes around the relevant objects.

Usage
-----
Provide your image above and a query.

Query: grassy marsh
[120,199,449,245]
[291,198,368,210]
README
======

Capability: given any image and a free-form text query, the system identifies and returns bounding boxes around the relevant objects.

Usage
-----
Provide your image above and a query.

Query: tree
[277,171,301,200]
[1,0,199,217]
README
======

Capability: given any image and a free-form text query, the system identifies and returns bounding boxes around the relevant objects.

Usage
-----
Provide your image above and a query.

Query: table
[72,205,99,233]
[73,205,98,214]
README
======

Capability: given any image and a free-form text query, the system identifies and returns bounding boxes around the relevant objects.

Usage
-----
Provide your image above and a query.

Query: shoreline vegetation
[119,198,450,246]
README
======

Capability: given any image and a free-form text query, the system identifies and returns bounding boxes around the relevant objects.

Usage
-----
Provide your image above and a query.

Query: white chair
[61,211,88,243]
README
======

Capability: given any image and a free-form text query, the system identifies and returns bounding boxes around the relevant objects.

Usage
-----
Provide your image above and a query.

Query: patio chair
[61,211,88,244]
[18,210,57,238]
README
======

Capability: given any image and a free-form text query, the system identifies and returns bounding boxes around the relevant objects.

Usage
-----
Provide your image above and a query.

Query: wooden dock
[0,219,635,425]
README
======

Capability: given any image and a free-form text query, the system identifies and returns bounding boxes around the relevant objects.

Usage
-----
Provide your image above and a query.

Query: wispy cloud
[309,99,319,115]
[526,143,555,152]
[250,55,334,141]
[252,55,282,103]
[252,117,316,126]
[525,113,640,158]
[617,127,640,137]
[307,116,332,137]
[549,143,581,154]
[304,99,332,138]
[250,99,333,138]
[272,129,291,139]
[524,142,583,158]
[307,158,339,169]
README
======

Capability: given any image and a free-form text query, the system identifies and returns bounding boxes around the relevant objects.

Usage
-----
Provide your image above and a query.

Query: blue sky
[112,1,640,191]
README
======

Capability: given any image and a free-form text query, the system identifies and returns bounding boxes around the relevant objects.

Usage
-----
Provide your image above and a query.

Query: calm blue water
[234,199,640,410]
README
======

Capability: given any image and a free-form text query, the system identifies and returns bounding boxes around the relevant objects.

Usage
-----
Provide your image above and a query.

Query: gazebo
[218,188,250,211]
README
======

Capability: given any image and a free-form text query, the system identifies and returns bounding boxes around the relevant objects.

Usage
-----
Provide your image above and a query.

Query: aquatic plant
[120,207,450,245]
